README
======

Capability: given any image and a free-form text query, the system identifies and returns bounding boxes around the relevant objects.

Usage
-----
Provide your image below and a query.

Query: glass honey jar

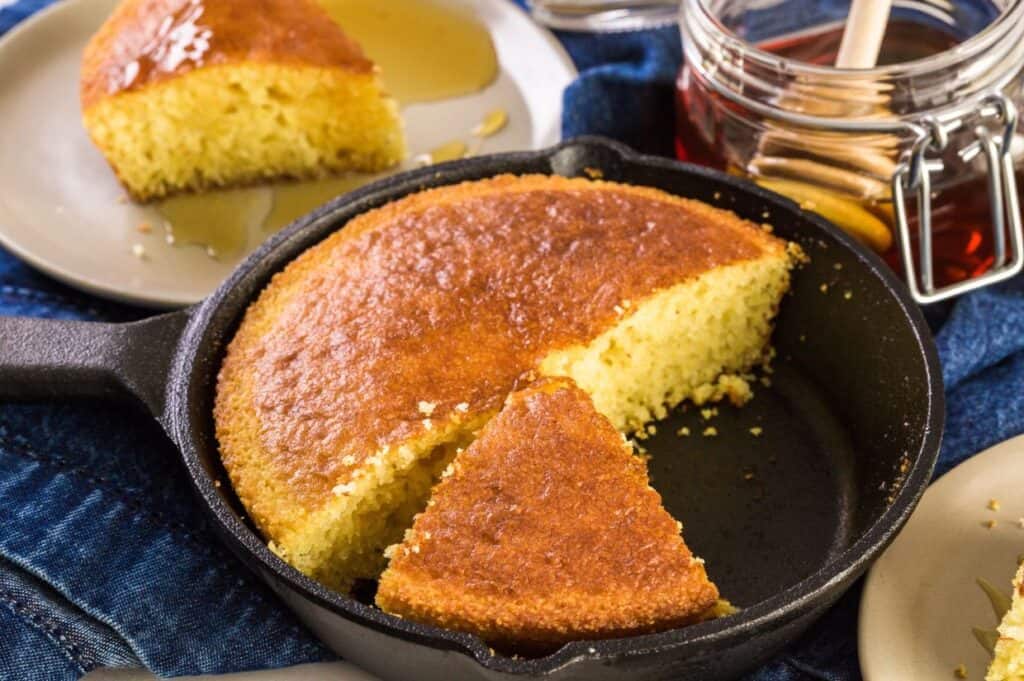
[676,0,1024,303]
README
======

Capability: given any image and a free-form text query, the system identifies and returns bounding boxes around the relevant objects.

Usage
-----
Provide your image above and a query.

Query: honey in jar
[676,0,1024,301]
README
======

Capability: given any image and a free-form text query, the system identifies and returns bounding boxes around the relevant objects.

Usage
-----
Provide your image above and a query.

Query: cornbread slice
[81,0,405,201]
[214,174,798,590]
[377,377,719,651]
[989,561,1024,681]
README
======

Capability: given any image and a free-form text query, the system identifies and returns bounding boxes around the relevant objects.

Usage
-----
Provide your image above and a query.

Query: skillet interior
[166,137,942,678]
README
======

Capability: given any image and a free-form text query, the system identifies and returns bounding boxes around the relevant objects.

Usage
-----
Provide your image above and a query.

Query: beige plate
[860,434,1024,681]
[0,0,575,307]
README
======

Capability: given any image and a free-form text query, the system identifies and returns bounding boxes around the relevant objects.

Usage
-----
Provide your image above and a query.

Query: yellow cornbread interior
[989,563,1024,681]
[540,255,791,431]
[264,251,794,590]
[83,63,405,201]
[272,420,488,590]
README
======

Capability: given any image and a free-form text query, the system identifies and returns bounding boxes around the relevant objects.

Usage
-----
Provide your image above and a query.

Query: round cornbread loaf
[214,174,797,590]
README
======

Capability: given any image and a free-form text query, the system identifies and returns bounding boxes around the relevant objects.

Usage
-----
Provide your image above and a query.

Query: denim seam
[0,587,92,675]
[783,656,836,680]
[0,432,241,565]
[0,434,325,655]
[0,286,104,318]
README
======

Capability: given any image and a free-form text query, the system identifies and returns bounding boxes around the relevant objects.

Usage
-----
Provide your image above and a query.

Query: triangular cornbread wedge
[81,0,405,200]
[376,377,719,651]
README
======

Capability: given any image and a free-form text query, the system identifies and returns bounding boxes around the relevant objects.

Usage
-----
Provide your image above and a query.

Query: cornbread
[81,0,405,201]
[214,174,797,590]
[988,561,1024,681]
[376,377,719,651]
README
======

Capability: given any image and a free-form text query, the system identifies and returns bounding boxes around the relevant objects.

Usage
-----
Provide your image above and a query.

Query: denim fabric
[560,26,683,158]
[0,0,58,34]
[0,555,139,679]
[2,1,1023,680]
[0,402,333,677]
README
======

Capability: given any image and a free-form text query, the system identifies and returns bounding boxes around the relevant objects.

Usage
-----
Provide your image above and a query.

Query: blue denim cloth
[2,1,1022,679]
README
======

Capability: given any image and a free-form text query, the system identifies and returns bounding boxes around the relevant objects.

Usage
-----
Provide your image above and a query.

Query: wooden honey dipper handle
[836,0,894,69]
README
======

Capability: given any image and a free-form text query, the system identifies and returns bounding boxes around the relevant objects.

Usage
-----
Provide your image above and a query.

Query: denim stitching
[0,587,92,674]
[0,434,324,646]
[0,435,325,653]
[784,656,840,680]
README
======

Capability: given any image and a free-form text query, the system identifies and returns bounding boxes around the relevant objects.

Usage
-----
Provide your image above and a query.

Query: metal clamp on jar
[677,0,1024,304]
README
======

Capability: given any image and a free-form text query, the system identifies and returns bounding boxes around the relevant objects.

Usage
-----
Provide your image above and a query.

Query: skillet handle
[0,310,191,422]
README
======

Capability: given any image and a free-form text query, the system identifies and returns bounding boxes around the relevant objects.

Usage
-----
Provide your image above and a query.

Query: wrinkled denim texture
[2,1,1022,679]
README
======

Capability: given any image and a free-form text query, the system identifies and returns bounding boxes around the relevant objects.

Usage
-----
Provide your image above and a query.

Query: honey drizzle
[264,175,376,233]
[473,108,509,138]
[156,186,270,260]
[316,0,497,105]
[154,0,501,258]
[113,0,211,94]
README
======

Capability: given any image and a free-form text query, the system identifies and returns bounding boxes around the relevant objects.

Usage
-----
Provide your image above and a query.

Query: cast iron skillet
[0,137,942,680]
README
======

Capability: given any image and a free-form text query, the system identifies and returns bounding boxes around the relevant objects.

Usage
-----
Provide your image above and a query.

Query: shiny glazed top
[215,175,783,514]
[81,0,373,110]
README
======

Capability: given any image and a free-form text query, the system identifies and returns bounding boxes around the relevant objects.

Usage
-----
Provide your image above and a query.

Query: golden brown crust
[81,0,373,111]
[376,376,719,651]
[214,175,786,537]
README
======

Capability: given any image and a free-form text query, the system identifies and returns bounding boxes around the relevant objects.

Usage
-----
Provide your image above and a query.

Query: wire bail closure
[696,65,1023,304]
[891,92,1024,304]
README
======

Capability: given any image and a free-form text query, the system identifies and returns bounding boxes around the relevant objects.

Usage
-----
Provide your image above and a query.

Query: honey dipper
[750,0,897,252]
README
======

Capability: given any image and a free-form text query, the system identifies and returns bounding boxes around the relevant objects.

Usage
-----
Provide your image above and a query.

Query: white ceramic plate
[860,435,1024,681]
[0,0,575,307]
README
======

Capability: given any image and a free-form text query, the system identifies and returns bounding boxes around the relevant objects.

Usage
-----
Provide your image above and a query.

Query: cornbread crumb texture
[215,174,795,592]
[987,562,1024,681]
[81,0,404,200]
[376,378,719,651]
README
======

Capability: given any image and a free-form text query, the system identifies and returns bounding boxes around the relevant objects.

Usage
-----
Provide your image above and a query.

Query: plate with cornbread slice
[860,435,1024,681]
[0,0,573,306]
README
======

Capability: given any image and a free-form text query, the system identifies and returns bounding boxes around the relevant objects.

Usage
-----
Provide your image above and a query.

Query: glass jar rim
[682,0,1024,80]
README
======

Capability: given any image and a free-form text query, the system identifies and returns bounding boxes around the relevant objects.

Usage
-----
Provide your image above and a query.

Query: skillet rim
[166,136,944,675]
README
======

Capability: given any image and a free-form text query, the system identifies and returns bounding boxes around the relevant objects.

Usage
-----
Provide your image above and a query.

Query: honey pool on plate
[152,0,500,261]
[319,0,497,106]
[156,176,371,258]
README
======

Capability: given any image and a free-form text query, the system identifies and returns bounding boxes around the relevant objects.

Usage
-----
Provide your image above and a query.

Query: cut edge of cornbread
[82,62,405,202]
[539,250,795,432]
[375,376,721,651]
[256,245,798,590]
[988,561,1024,681]
[270,415,491,591]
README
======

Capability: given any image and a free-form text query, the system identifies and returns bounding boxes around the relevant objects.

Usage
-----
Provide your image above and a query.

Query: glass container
[677,0,1024,303]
